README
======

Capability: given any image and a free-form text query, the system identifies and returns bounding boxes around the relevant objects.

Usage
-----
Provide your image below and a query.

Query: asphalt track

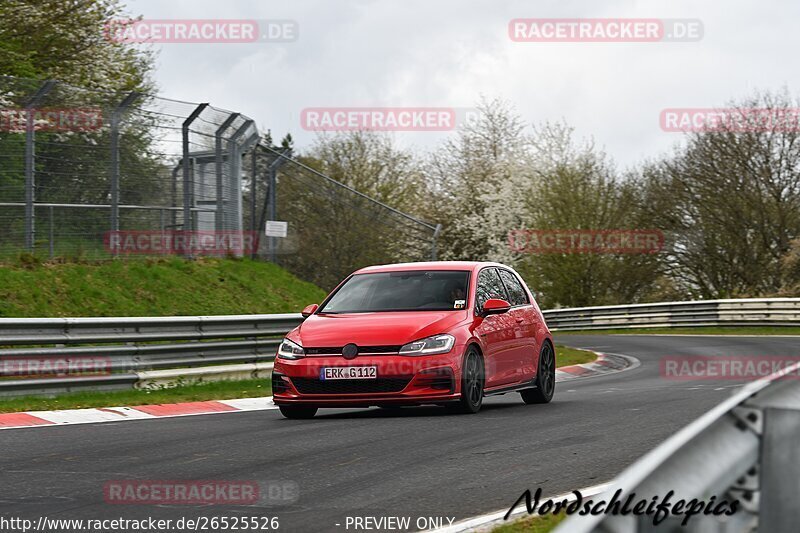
[2,335,799,532]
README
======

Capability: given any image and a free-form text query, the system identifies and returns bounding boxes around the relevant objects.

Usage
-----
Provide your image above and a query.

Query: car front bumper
[271,347,464,407]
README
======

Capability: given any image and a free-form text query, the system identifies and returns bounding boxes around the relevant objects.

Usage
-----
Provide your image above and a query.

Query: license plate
[320,366,377,380]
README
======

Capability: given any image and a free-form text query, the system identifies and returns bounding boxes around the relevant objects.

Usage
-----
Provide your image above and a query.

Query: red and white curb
[555,351,639,382]
[0,397,277,430]
[0,351,638,431]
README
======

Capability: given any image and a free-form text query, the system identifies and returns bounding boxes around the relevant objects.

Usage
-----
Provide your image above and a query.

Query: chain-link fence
[253,145,441,289]
[0,76,440,288]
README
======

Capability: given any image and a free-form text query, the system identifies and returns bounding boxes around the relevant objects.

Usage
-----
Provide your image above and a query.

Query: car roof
[354,261,507,275]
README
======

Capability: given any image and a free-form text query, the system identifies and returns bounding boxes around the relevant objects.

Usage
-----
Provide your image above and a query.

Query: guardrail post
[214,113,240,231]
[23,80,56,251]
[181,103,208,257]
[758,406,800,532]
[109,93,141,240]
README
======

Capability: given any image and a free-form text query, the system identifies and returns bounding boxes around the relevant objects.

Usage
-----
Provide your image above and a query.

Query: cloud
[127,0,800,167]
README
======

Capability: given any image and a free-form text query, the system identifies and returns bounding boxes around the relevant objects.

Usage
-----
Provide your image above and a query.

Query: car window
[475,268,508,312]
[319,270,470,313]
[499,269,529,306]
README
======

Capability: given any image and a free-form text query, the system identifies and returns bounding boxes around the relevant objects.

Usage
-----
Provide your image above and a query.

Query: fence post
[250,147,258,259]
[431,223,442,261]
[109,92,140,253]
[181,103,208,258]
[265,148,290,263]
[226,120,253,254]
[23,80,56,251]
[48,205,54,259]
[214,113,240,232]
[160,208,167,256]
[171,166,179,229]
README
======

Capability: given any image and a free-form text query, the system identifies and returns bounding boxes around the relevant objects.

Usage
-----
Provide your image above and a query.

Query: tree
[275,131,427,289]
[424,97,532,262]
[280,133,294,151]
[513,123,663,308]
[0,0,153,91]
[644,91,800,298]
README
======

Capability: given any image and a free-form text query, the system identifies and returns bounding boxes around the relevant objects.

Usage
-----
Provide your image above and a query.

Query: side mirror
[301,304,319,318]
[481,298,511,316]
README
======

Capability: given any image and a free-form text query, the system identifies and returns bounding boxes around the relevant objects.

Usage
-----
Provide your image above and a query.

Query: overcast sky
[125,0,798,169]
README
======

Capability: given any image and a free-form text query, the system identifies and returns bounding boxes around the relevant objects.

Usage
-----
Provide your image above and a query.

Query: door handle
[515,318,524,323]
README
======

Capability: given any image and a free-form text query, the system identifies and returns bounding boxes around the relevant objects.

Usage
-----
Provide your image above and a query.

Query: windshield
[319,270,470,313]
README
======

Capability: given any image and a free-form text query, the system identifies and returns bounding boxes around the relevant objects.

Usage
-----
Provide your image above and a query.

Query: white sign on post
[265,220,288,238]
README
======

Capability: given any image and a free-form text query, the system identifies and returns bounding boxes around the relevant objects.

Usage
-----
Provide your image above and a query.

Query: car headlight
[277,338,305,359]
[399,334,455,356]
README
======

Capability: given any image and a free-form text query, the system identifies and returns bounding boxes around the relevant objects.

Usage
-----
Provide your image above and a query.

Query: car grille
[290,376,412,395]
[304,345,401,356]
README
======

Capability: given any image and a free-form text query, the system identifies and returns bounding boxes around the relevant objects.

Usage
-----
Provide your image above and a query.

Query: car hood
[292,311,469,348]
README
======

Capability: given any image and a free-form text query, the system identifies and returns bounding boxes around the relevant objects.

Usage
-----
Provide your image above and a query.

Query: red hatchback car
[272,261,556,418]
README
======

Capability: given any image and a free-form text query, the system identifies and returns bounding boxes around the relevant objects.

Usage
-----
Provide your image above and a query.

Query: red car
[272,261,555,418]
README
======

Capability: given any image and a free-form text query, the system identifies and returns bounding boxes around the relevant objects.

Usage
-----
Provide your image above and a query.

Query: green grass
[0,378,272,413]
[0,256,327,317]
[554,345,596,366]
[555,326,800,336]
[492,513,567,532]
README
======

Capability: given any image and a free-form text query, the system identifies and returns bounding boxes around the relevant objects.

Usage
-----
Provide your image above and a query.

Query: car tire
[446,346,484,414]
[521,342,556,404]
[279,405,318,419]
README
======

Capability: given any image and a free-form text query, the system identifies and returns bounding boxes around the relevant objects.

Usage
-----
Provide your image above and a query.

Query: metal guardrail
[0,314,303,397]
[553,362,800,532]
[2,297,800,397]
[543,298,800,331]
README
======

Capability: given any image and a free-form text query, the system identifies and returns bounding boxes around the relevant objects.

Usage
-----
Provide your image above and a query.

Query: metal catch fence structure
[0,75,440,287]
[0,75,260,257]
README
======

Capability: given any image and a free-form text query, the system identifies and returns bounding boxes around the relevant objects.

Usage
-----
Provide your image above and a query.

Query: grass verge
[0,378,272,414]
[0,256,327,317]
[555,326,800,336]
[492,512,567,532]
[554,345,596,366]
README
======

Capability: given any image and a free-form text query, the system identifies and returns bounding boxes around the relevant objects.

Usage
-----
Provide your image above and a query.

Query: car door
[473,267,518,387]
[498,268,538,382]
